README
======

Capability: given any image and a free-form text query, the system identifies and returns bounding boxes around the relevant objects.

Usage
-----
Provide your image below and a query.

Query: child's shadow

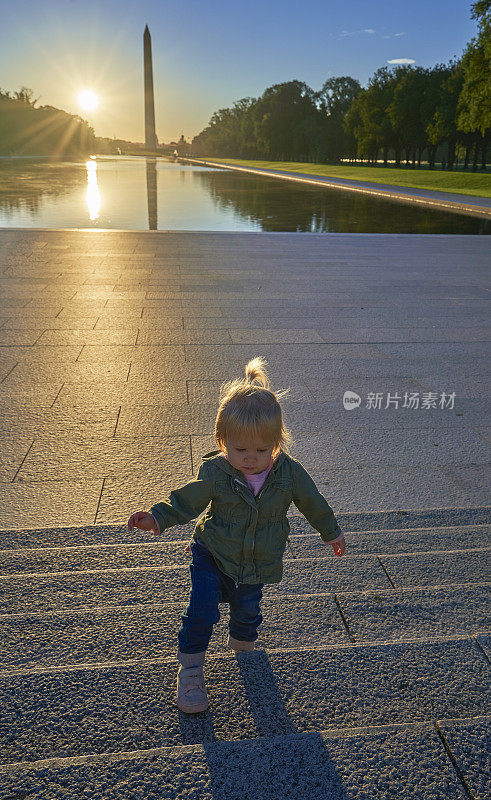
[178,648,352,800]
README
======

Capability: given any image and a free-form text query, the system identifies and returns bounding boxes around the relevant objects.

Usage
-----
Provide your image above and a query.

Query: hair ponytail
[215,357,292,456]
[244,356,270,389]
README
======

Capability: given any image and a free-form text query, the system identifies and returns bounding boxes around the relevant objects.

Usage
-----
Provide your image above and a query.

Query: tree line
[0,87,97,156]
[0,87,136,157]
[192,1,490,170]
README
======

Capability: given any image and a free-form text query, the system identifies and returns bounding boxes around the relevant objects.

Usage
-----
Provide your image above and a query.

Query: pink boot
[176,650,209,713]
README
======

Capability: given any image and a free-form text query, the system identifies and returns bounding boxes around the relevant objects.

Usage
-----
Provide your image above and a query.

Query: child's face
[225,437,276,475]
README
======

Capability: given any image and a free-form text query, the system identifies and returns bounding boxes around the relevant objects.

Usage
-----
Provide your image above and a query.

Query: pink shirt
[225,455,273,495]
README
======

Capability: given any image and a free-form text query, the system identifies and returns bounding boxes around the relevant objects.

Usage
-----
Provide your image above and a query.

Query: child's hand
[331,535,345,557]
[127,511,160,536]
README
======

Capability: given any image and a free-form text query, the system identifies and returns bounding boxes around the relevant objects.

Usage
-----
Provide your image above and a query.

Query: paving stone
[114,403,217,436]
[336,585,491,641]
[3,362,131,385]
[280,462,477,512]
[282,400,404,433]
[0,329,44,345]
[438,464,491,505]
[0,480,104,530]
[0,406,120,438]
[0,523,197,550]
[438,717,490,800]
[0,345,82,364]
[37,329,138,346]
[76,345,185,363]
[95,469,195,525]
[317,326,488,342]
[290,526,491,556]
[334,426,490,467]
[1,314,99,329]
[55,381,188,405]
[229,329,326,343]
[378,342,490,360]
[0,386,62,409]
[0,436,34,482]
[380,551,491,588]
[183,344,390,366]
[13,436,191,481]
[306,376,428,402]
[3,524,490,574]
[187,379,312,403]
[0,230,488,790]
[475,634,491,661]
[136,329,234,344]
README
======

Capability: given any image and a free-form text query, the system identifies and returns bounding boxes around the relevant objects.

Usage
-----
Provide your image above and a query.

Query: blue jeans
[178,539,264,654]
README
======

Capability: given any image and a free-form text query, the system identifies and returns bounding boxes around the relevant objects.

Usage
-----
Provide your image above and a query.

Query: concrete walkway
[180,157,491,219]
[0,229,489,797]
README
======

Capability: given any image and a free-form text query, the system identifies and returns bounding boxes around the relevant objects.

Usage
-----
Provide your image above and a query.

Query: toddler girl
[127,356,345,714]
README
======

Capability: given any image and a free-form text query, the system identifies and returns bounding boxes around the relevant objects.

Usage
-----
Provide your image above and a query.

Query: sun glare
[78,90,99,112]
[85,159,101,222]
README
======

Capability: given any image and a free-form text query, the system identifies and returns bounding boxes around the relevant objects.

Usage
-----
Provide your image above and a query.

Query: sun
[78,90,99,112]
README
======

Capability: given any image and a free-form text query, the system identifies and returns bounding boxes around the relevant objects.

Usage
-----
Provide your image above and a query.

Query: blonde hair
[215,357,292,458]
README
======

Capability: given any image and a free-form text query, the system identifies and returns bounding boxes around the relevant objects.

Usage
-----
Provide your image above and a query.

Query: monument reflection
[146,158,158,230]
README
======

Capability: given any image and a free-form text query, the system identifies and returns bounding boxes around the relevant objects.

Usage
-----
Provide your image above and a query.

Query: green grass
[190,157,491,199]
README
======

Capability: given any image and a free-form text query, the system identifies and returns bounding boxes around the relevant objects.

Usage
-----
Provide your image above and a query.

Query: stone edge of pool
[178,157,491,220]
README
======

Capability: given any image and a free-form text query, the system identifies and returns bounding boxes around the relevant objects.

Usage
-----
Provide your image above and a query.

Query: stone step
[379,550,491,588]
[2,717,488,800]
[0,555,392,614]
[1,506,488,549]
[2,585,489,670]
[0,639,488,766]
[1,548,489,615]
[2,525,490,575]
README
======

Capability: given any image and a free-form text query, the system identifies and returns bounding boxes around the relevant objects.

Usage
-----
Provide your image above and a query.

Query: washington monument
[143,25,158,150]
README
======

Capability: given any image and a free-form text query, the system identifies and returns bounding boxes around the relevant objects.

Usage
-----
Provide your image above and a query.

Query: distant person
[127,356,345,713]
[441,160,446,170]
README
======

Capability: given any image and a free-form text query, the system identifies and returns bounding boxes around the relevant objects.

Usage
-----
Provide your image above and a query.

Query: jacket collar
[201,449,287,479]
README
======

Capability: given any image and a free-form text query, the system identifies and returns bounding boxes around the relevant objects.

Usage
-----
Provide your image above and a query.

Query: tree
[388,66,430,166]
[251,81,322,161]
[345,68,401,165]
[456,0,490,168]
[317,77,361,162]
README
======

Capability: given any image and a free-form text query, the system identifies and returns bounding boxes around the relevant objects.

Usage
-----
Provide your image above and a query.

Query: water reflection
[146,158,158,230]
[85,158,101,222]
[0,156,488,234]
[194,169,491,235]
[0,159,85,218]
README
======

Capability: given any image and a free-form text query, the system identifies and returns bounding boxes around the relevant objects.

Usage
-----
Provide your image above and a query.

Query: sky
[0,0,480,144]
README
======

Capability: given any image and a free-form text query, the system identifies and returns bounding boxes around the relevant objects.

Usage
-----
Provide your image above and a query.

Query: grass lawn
[190,157,491,199]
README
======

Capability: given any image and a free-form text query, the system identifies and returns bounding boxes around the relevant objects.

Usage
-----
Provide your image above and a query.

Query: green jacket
[150,449,343,585]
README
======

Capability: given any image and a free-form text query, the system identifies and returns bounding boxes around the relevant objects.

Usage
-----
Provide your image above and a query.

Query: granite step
[0,639,488,766]
[0,555,392,614]
[1,524,490,574]
[1,717,488,800]
[1,546,489,615]
[1,585,489,670]
[0,508,488,797]
[0,506,488,549]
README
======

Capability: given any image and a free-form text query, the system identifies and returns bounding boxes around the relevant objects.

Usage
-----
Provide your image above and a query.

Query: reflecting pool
[0,156,489,233]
